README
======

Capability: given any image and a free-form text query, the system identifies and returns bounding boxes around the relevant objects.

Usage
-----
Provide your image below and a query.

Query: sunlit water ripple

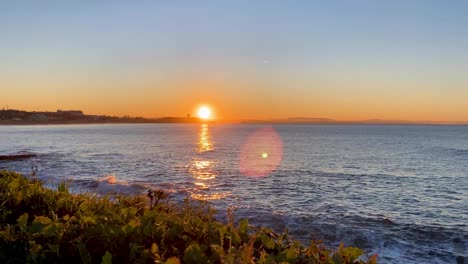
[1,124,467,263]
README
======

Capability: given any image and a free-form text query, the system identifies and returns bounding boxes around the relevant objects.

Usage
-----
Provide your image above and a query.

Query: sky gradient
[2,1,468,121]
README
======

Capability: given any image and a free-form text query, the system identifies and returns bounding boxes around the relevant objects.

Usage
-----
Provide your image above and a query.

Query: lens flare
[239,126,283,177]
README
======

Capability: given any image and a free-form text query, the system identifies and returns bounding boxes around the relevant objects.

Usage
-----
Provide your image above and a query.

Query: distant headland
[241,117,468,125]
[0,109,204,125]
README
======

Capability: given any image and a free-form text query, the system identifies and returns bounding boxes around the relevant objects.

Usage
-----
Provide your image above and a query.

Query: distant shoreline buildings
[0,109,203,124]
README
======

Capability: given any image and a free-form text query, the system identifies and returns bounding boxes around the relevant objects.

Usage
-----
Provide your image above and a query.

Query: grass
[0,170,377,263]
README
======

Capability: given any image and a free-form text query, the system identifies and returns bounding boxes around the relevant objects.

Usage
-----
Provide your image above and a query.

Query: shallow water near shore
[1,124,467,263]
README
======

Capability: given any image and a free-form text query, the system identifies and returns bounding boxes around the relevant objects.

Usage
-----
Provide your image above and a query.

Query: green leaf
[18,213,28,231]
[258,250,270,264]
[62,214,70,221]
[183,242,208,264]
[30,242,43,255]
[151,243,158,255]
[285,247,298,260]
[333,244,364,264]
[261,234,275,250]
[82,216,97,225]
[101,251,112,264]
[42,224,59,237]
[219,225,228,236]
[129,243,141,261]
[341,246,364,261]
[332,254,342,264]
[210,244,225,259]
[164,257,181,264]
[238,219,248,233]
[128,218,140,228]
[78,242,92,264]
[30,215,52,233]
[33,216,52,225]
[238,219,249,241]
[231,231,242,247]
[58,182,69,194]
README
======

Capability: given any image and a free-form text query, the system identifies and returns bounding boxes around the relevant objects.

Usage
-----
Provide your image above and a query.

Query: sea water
[1,124,467,263]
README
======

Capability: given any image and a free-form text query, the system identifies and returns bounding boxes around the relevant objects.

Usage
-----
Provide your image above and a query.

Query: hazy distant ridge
[243,117,468,125]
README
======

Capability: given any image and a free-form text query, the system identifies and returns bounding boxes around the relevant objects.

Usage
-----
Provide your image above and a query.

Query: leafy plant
[0,170,377,263]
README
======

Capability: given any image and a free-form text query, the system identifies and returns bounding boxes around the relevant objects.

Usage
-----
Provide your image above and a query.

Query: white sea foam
[95,175,147,195]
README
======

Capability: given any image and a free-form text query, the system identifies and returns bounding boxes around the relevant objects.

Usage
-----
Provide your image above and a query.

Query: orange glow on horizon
[3,73,468,123]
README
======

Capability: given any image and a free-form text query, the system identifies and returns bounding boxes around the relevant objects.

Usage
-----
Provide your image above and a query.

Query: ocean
[0,124,467,263]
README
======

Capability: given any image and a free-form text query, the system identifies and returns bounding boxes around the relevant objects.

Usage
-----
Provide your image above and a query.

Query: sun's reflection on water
[189,159,216,180]
[190,193,227,201]
[189,124,228,200]
[197,124,213,152]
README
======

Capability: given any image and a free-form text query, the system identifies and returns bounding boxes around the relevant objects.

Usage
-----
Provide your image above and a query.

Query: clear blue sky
[2,1,468,121]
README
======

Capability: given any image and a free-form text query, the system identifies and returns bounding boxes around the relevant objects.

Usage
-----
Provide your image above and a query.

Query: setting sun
[197,106,212,120]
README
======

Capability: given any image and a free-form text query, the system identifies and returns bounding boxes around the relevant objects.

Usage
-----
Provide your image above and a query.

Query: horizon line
[2,108,468,125]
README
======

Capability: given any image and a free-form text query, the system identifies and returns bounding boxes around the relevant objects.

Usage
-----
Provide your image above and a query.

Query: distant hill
[241,117,468,125]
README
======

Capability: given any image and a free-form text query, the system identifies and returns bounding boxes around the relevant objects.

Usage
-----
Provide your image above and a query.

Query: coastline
[2,120,468,126]
[0,119,208,126]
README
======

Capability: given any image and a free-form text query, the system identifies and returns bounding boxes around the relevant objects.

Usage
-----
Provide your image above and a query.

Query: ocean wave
[432,146,468,157]
[0,150,40,161]
[311,215,466,263]
[452,149,468,156]
[95,175,148,195]
[232,207,467,264]
[8,150,39,156]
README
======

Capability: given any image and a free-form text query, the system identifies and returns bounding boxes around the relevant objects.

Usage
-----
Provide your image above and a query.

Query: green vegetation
[0,171,377,263]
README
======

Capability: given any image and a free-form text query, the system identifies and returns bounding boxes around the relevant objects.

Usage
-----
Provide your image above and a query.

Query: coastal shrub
[0,170,377,263]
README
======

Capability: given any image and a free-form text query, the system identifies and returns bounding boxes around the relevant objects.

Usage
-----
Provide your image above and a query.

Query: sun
[197,106,212,120]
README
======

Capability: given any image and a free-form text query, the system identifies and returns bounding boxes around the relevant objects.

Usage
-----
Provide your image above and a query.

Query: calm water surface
[1,124,467,263]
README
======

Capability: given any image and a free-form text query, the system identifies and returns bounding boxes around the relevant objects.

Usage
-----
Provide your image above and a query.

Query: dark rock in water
[0,154,37,161]
[352,234,372,249]
[383,217,393,225]
[456,256,465,264]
